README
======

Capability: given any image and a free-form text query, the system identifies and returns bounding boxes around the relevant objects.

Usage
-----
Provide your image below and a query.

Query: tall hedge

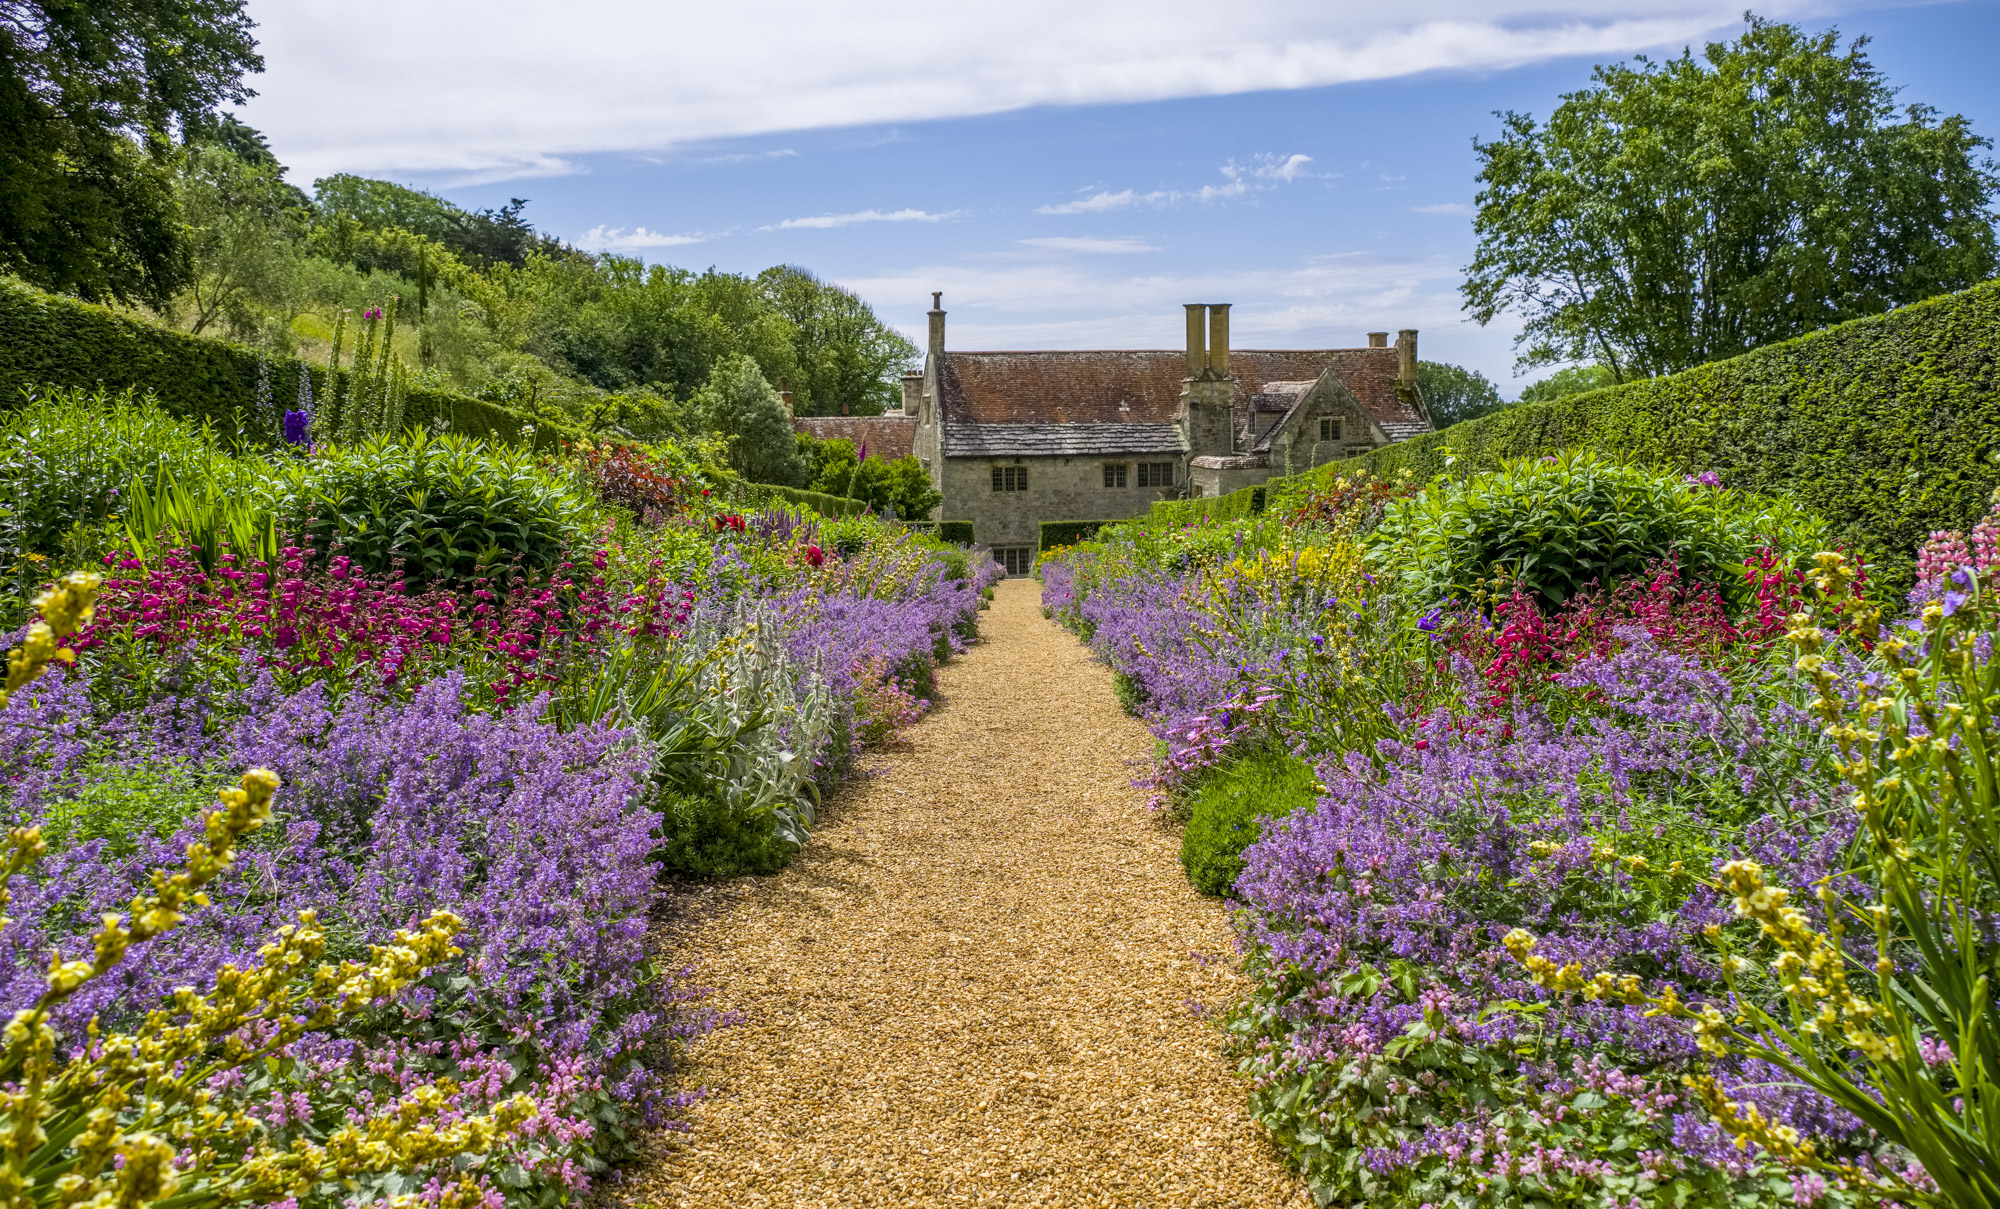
[1146,483,1269,529]
[1039,520,1109,551]
[1311,281,2000,592]
[759,483,868,518]
[0,274,573,450]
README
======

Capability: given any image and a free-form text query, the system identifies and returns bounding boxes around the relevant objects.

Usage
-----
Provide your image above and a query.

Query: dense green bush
[275,431,591,588]
[1322,278,2000,594]
[1180,750,1320,896]
[0,388,220,594]
[40,762,223,858]
[763,483,867,517]
[0,273,573,450]
[653,790,797,878]
[1145,484,1270,529]
[1039,520,1108,551]
[1370,451,1826,607]
[937,521,974,544]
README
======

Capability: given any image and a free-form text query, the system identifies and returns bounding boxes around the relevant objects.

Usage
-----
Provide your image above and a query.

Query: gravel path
[628,577,1303,1208]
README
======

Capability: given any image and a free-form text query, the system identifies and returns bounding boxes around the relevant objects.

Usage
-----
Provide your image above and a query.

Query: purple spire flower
[282,408,312,446]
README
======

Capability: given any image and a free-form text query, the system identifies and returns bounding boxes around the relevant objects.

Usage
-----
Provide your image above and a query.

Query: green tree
[1463,16,2000,380]
[1415,360,1505,428]
[804,438,942,518]
[1517,363,1617,403]
[0,0,261,305]
[757,265,917,416]
[176,142,308,336]
[695,354,808,486]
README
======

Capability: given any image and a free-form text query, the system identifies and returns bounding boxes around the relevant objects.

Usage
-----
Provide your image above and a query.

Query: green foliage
[0,387,218,591]
[695,355,808,486]
[0,273,575,450]
[39,761,221,858]
[1324,278,2000,595]
[1038,520,1108,552]
[1180,750,1319,896]
[936,521,974,545]
[756,265,918,416]
[1370,451,1824,607]
[762,484,866,518]
[1518,363,1616,403]
[1415,360,1504,428]
[0,0,260,306]
[1145,484,1269,529]
[801,437,941,519]
[120,457,282,574]
[274,431,591,588]
[175,141,311,340]
[652,790,795,878]
[1465,17,1999,380]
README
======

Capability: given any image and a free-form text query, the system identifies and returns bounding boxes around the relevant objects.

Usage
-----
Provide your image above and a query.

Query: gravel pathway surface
[627,577,1303,1208]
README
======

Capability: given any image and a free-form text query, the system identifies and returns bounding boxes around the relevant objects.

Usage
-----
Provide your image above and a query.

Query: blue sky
[240,0,2000,394]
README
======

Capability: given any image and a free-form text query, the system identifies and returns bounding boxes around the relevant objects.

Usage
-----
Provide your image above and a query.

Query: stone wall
[939,455,1177,547]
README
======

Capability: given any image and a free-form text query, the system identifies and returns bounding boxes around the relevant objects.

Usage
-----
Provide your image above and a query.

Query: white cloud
[1017,236,1161,253]
[1249,152,1315,182]
[1037,190,1140,215]
[1413,202,1473,215]
[576,224,714,250]
[765,207,967,230]
[240,2,1790,181]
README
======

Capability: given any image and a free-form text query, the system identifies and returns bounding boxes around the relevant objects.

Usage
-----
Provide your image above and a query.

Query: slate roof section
[792,415,916,461]
[942,423,1185,458]
[937,347,1428,450]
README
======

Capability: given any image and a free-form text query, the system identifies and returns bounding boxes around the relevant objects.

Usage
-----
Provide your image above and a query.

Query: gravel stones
[628,578,1303,1208]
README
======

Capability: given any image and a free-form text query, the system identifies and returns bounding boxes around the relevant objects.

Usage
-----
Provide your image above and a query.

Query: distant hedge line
[1038,520,1110,551]
[0,274,574,450]
[760,484,869,518]
[1145,484,1269,528]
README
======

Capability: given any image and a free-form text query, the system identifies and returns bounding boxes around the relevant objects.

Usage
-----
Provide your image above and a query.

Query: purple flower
[1417,608,1442,633]
[282,408,312,446]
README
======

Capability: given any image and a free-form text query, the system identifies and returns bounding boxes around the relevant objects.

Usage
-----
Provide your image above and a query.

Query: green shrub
[937,521,974,544]
[1039,519,1108,551]
[276,431,591,588]
[1322,278,2000,595]
[763,483,866,518]
[1181,750,1320,896]
[1147,483,1270,529]
[1112,670,1146,716]
[0,387,219,593]
[653,790,797,878]
[0,272,574,451]
[1370,450,1825,607]
[40,762,223,858]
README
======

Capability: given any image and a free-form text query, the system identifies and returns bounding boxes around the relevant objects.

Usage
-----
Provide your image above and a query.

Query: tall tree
[757,265,917,416]
[1463,16,1999,380]
[695,354,808,487]
[1415,360,1505,428]
[0,0,262,304]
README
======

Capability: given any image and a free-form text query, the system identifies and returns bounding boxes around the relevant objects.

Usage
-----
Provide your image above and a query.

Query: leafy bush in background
[276,430,591,588]
[1370,451,1825,606]
[1181,749,1320,896]
[654,790,795,878]
[0,387,220,599]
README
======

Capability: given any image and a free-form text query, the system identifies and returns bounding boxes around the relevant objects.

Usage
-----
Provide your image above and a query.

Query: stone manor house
[795,295,1434,575]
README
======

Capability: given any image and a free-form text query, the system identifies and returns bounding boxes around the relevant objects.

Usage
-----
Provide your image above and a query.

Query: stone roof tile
[942,423,1185,458]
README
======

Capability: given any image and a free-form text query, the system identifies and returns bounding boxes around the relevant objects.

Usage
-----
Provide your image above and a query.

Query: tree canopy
[1463,16,2000,381]
[1415,360,1505,428]
[0,0,261,304]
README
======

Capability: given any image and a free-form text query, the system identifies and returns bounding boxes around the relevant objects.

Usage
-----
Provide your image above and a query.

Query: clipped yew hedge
[1039,520,1109,551]
[1145,483,1269,528]
[1313,281,2000,593]
[0,274,573,450]
[761,484,868,518]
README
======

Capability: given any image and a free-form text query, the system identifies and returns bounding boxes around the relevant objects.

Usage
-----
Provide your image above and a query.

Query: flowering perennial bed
[0,418,1001,1208]
[1042,462,2000,1209]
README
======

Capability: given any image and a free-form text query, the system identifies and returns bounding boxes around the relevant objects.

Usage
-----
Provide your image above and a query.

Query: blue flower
[282,408,312,446]
[1943,590,1970,617]
[1417,608,1442,633]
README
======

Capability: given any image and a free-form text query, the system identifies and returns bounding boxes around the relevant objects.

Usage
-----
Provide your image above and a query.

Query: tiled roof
[1191,454,1270,470]
[792,414,916,461]
[942,423,1184,458]
[937,348,1427,437]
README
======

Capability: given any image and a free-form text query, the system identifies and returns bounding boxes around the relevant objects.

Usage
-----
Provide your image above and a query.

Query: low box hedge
[0,273,574,450]
[1146,482,1270,528]
[1312,280,2000,593]
[1039,519,1109,551]
[762,484,868,518]
[936,521,974,544]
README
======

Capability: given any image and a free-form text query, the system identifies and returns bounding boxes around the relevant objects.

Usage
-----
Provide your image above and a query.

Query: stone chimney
[899,370,923,415]
[1396,329,1418,392]
[1177,302,1236,457]
[1367,332,1388,348]
[779,389,794,416]
[927,291,945,364]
